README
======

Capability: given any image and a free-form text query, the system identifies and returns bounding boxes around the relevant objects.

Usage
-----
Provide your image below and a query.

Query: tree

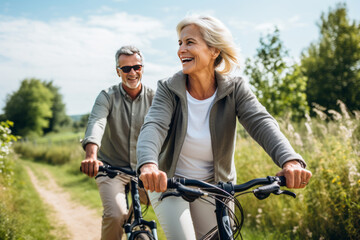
[73,113,89,131]
[43,81,70,133]
[4,78,54,136]
[301,3,360,114]
[244,28,308,120]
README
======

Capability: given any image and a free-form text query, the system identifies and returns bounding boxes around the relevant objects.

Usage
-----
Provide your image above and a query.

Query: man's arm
[81,91,111,177]
[81,143,103,178]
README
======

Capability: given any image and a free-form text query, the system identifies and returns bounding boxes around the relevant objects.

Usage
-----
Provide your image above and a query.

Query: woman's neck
[187,71,217,100]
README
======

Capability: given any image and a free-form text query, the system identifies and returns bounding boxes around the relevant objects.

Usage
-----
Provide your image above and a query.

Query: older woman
[137,15,312,239]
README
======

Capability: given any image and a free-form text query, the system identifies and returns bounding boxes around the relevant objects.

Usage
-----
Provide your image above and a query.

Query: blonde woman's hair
[176,15,239,74]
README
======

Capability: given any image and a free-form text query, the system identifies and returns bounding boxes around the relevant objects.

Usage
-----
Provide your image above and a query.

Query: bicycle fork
[124,179,158,240]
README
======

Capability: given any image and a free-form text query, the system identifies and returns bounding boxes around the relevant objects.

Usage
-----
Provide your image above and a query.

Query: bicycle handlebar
[80,165,296,200]
[79,164,136,178]
[162,176,296,201]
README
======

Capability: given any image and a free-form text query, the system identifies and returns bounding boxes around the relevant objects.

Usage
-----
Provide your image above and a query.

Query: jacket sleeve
[81,91,110,150]
[234,78,306,168]
[136,80,175,173]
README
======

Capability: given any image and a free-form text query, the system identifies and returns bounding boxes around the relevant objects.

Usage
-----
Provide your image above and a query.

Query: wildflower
[337,100,350,119]
[340,125,352,139]
[313,108,327,121]
[347,162,360,187]
[328,109,342,121]
[306,228,313,238]
[305,122,313,135]
[332,176,338,183]
[353,110,360,120]
[292,226,299,234]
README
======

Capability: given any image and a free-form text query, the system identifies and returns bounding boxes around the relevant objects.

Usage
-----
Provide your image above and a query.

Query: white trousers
[148,190,218,240]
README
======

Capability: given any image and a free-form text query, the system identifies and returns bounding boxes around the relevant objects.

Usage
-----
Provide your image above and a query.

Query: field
[1,106,359,239]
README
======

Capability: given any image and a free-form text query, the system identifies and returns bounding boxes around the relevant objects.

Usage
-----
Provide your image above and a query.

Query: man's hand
[276,160,312,189]
[139,163,167,192]
[81,158,103,178]
[81,143,103,178]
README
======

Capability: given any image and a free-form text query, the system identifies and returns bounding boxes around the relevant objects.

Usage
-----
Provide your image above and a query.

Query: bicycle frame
[124,177,158,240]
[214,182,235,240]
[86,165,158,240]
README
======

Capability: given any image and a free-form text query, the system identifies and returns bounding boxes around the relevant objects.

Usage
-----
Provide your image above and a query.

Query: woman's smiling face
[177,24,218,76]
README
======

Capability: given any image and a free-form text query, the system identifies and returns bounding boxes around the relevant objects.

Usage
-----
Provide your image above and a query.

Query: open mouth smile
[181,57,194,64]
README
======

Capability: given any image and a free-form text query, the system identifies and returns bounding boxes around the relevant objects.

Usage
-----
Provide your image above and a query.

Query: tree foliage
[301,3,360,114]
[43,81,70,134]
[244,28,308,120]
[4,79,54,136]
[73,113,89,131]
[4,79,70,136]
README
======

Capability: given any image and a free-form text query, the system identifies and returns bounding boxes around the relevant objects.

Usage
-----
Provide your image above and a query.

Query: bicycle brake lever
[159,191,182,201]
[95,174,107,179]
[274,189,296,198]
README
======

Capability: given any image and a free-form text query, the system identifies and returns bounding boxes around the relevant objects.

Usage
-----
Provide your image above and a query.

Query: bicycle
[141,176,296,240]
[81,165,158,240]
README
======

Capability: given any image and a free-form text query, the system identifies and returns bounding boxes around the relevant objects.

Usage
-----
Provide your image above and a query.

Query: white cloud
[0,13,176,115]
[228,15,307,34]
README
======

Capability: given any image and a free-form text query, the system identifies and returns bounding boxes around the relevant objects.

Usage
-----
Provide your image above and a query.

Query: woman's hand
[276,160,312,189]
[139,163,167,192]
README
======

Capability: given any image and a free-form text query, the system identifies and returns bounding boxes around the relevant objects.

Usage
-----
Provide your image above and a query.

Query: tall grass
[13,131,84,165]
[235,101,360,239]
[0,162,59,240]
[1,121,60,239]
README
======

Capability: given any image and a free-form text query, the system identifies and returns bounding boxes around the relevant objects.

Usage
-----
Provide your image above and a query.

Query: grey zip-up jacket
[136,71,305,183]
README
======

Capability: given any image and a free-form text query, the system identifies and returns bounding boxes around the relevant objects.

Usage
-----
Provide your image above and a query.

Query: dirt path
[26,167,101,240]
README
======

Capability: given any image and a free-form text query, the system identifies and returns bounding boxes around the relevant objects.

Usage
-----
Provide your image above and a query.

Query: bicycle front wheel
[131,231,155,240]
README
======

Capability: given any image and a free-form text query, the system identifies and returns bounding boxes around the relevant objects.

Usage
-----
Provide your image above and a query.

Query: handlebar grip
[255,182,280,194]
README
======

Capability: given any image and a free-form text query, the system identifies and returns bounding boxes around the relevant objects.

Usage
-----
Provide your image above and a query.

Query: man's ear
[116,67,121,77]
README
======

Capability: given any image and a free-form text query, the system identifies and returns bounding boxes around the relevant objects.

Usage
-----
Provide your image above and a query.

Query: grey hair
[176,15,239,74]
[115,45,144,67]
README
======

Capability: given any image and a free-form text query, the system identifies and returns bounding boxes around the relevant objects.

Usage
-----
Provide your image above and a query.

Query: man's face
[116,54,143,91]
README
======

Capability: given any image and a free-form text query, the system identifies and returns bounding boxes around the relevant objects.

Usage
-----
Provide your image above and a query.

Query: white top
[175,89,217,180]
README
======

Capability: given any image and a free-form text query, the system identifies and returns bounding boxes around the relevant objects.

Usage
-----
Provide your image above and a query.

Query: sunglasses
[117,64,143,73]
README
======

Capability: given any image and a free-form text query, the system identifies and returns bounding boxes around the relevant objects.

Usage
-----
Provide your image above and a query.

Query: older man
[81,45,154,240]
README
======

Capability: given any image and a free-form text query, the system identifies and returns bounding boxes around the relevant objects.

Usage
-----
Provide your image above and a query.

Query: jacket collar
[119,82,145,101]
[167,70,234,101]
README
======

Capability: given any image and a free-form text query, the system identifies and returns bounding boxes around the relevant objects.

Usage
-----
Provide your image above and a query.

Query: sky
[1,0,359,115]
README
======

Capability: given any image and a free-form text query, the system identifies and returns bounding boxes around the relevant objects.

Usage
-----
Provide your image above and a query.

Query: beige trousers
[96,174,131,240]
[148,190,218,240]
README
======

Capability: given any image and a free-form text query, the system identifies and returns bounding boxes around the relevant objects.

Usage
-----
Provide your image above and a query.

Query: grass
[0,158,60,240]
